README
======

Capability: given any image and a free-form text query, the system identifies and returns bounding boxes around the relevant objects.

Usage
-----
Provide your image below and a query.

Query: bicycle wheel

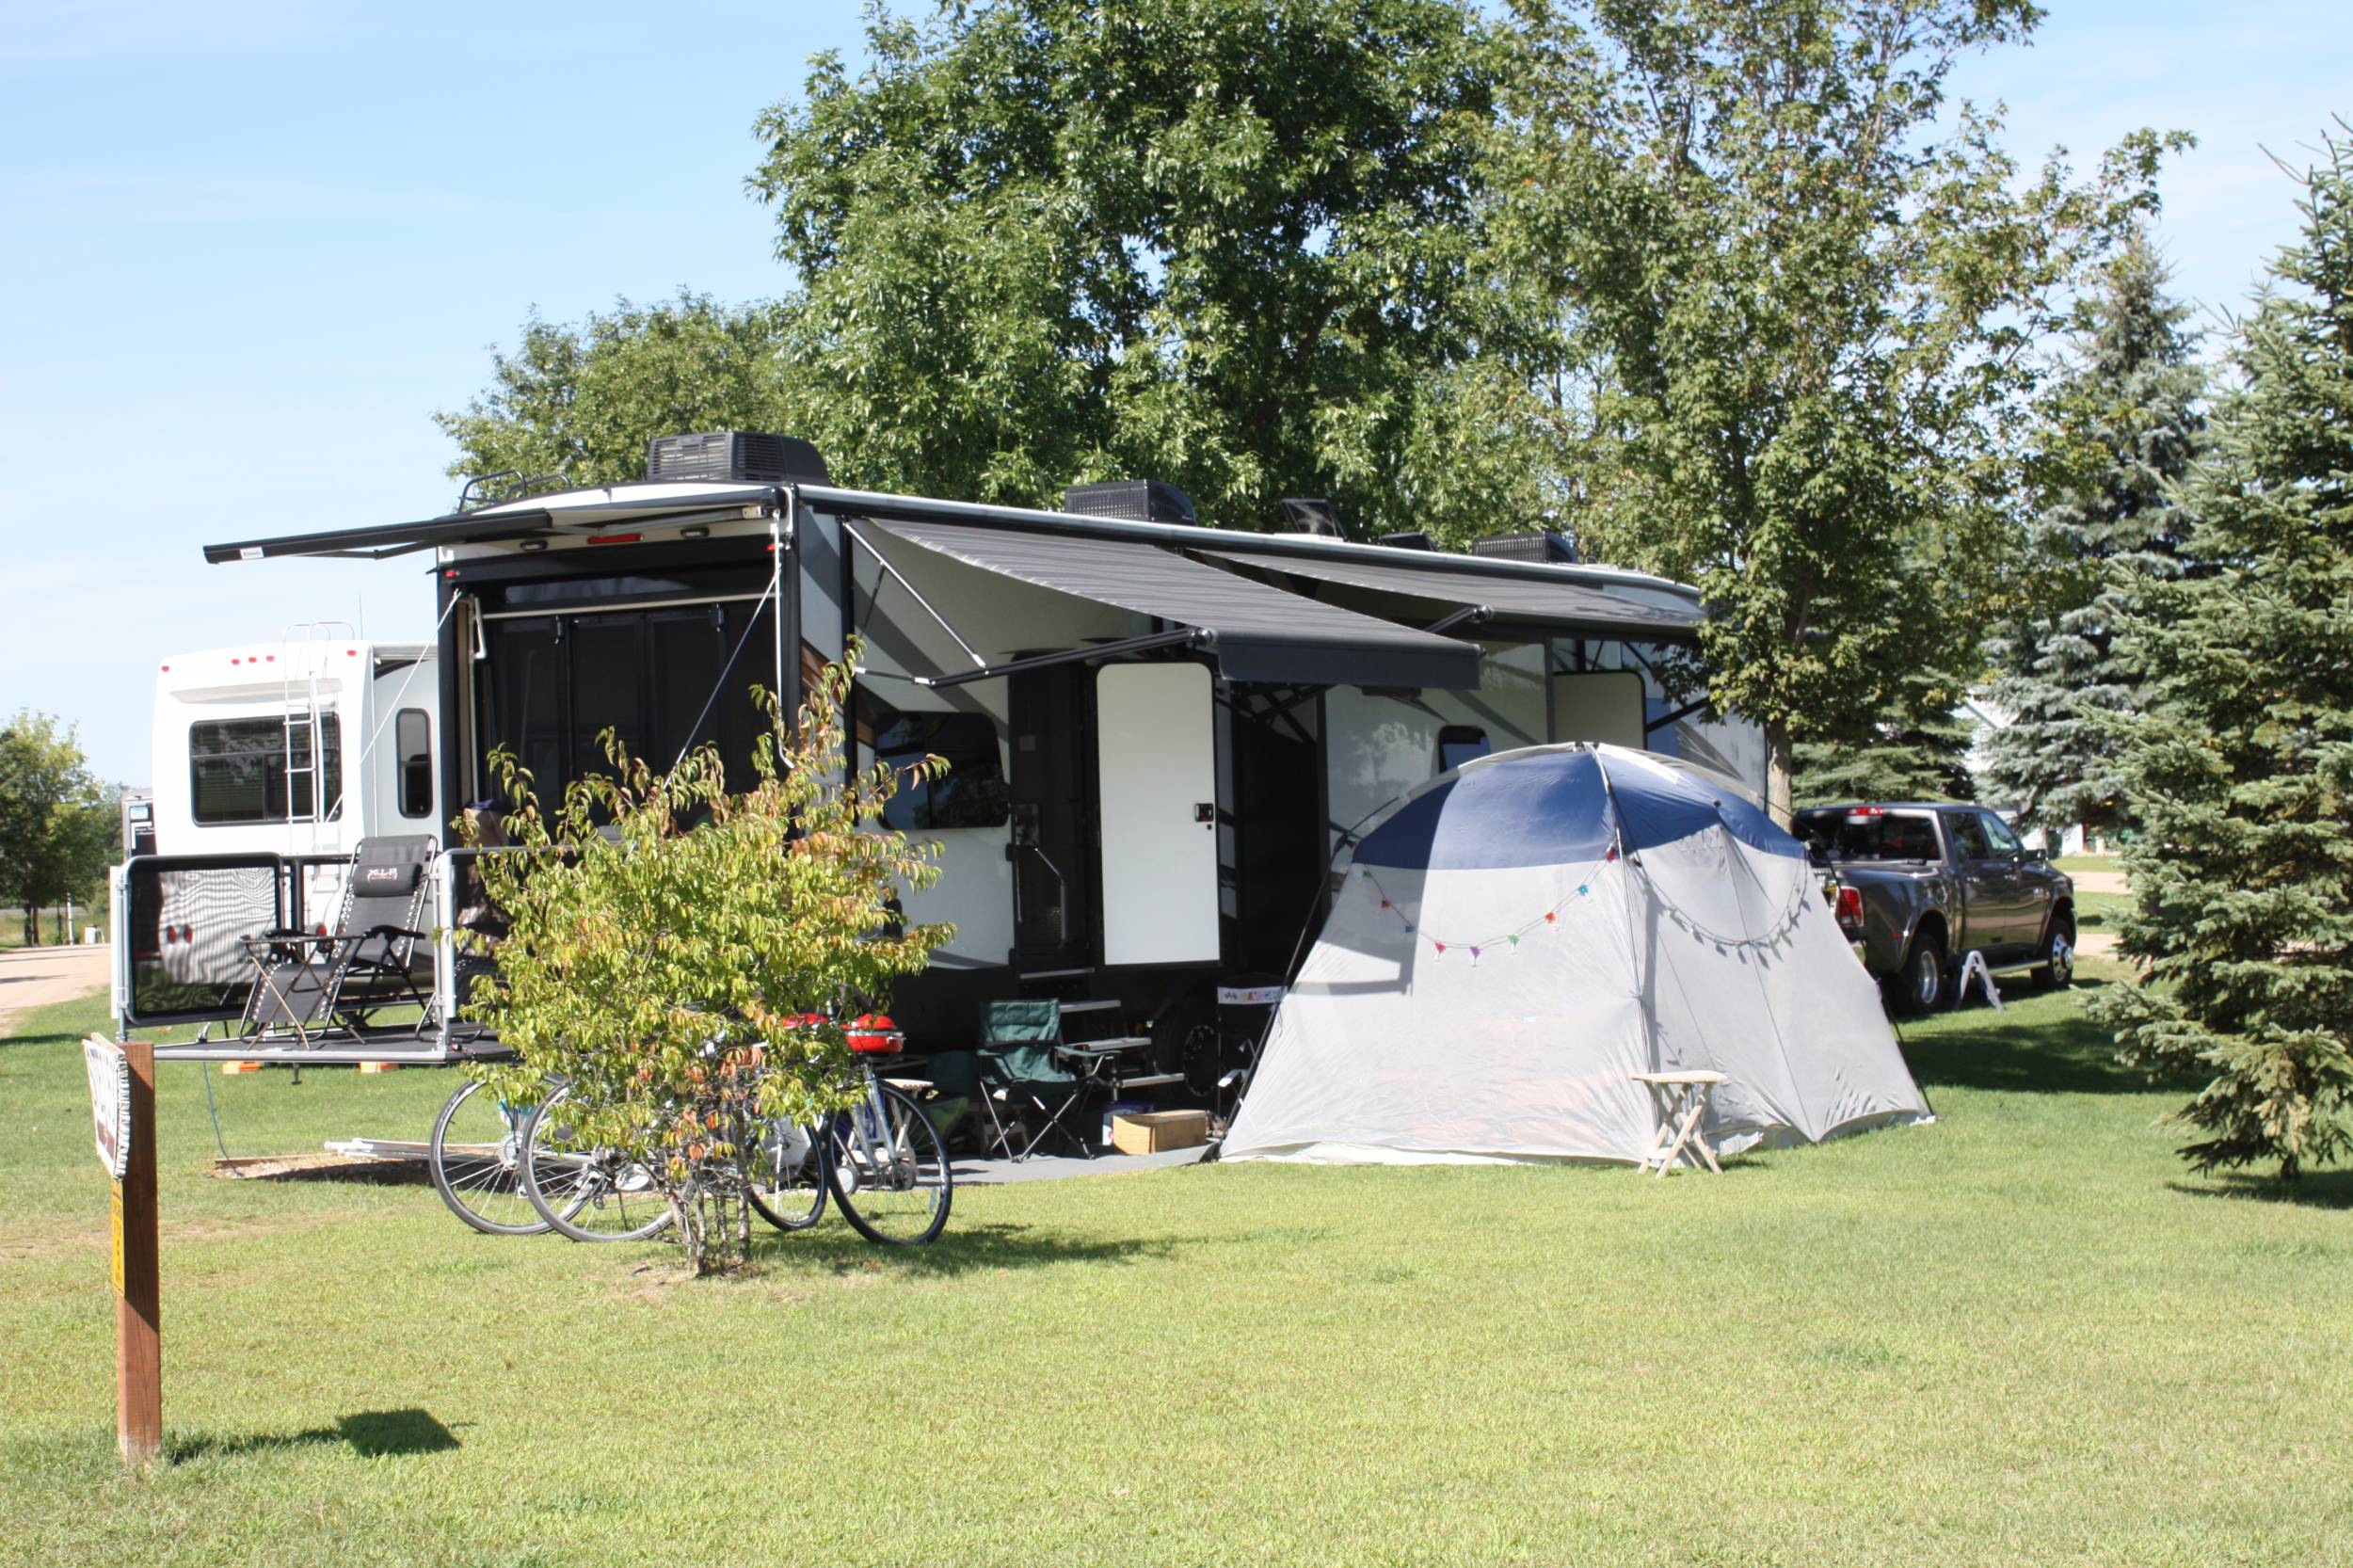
[744,1119,828,1232]
[826,1082,952,1246]
[430,1078,555,1236]
[519,1084,676,1243]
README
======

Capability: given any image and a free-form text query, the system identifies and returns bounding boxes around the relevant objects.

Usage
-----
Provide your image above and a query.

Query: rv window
[860,691,1008,832]
[189,714,344,825]
[1436,725,1490,774]
[396,709,432,819]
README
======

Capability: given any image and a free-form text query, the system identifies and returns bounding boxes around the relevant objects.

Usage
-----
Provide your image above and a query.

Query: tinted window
[1794,809,1940,862]
[396,709,432,820]
[1949,812,1993,858]
[190,715,343,825]
[1978,810,2022,855]
[861,691,1008,831]
[1437,725,1490,773]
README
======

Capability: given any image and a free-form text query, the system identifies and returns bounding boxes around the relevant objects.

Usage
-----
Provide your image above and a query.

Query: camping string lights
[1356,843,1814,964]
[1355,846,1616,963]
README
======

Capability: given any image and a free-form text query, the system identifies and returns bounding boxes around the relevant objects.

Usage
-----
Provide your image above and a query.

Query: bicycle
[511,1013,952,1247]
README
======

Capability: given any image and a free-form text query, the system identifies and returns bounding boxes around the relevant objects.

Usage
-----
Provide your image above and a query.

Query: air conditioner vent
[647,431,830,486]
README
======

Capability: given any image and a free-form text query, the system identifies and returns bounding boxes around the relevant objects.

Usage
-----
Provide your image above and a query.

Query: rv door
[1096,663,1220,967]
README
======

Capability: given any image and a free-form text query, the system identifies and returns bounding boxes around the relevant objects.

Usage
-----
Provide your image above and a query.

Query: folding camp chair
[976,1000,1096,1160]
[238,836,439,1046]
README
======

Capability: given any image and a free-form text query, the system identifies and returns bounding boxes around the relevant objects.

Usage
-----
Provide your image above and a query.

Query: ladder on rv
[280,622,354,858]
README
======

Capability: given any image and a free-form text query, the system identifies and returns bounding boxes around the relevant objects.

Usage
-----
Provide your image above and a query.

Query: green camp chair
[977,1000,1095,1160]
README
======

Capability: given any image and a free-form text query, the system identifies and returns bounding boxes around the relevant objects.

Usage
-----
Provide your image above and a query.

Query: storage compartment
[1111,1109,1209,1156]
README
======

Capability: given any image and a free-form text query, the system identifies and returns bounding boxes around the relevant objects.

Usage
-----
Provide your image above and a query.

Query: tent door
[1096,662,1220,967]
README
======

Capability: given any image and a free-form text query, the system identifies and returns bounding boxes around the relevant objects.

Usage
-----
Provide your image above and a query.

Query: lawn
[5,970,2349,1567]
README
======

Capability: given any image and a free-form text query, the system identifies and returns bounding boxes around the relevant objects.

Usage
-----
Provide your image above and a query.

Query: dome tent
[1222,744,1929,1165]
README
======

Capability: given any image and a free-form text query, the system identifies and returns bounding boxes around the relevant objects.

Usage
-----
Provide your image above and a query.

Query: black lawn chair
[238,836,438,1045]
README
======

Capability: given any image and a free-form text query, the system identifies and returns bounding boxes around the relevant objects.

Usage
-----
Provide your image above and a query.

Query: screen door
[1096,663,1220,966]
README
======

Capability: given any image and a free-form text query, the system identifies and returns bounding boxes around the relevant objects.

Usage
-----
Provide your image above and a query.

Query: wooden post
[116,1038,161,1464]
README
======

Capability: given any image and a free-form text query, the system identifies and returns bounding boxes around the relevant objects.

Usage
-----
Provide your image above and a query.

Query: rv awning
[856,516,1480,689]
[1195,547,1703,641]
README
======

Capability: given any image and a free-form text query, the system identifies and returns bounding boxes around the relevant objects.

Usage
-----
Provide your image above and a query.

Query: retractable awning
[1195,547,1702,641]
[856,516,1479,689]
[201,483,783,564]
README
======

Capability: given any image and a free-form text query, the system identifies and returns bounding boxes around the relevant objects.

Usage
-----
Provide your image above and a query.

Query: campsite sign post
[85,1034,161,1464]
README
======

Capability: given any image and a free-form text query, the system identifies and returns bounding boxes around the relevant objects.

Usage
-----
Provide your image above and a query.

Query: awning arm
[1425,604,1494,635]
[1646,696,1710,734]
[840,519,987,670]
[914,629,1209,690]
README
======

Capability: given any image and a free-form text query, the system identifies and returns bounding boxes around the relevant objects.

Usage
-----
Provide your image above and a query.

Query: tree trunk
[1763,716,1796,829]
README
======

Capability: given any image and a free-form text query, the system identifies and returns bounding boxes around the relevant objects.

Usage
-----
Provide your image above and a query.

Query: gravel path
[0,944,110,1035]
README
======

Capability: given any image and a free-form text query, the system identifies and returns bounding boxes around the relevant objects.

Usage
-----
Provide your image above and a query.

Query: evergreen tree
[2097,127,2353,1179]
[1794,664,1979,806]
[1983,229,2206,840]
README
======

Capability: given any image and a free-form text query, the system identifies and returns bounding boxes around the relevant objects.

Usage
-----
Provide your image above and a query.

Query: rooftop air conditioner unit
[1471,530,1579,565]
[1379,531,1434,552]
[647,431,831,486]
[1063,479,1198,526]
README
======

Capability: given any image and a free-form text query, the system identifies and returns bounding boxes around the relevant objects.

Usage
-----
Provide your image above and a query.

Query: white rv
[142,628,440,985]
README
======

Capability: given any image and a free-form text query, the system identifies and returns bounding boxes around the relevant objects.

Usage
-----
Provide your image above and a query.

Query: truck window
[1948,812,1993,858]
[396,709,432,819]
[1794,809,1940,862]
[1977,810,2022,855]
[189,715,343,825]
[1436,725,1490,773]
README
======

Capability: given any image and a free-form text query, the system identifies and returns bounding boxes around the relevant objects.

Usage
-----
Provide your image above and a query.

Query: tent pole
[1590,747,1658,1071]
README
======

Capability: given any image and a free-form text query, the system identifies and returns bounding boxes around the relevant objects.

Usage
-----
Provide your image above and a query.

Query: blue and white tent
[1222,744,1929,1165]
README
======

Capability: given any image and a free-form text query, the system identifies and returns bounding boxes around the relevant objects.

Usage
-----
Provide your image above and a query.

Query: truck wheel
[2032,917,2075,990]
[1893,932,1946,1016]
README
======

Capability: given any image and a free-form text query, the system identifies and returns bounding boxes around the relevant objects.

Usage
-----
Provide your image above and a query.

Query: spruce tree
[1794,664,1979,806]
[1983,229,2206,842]
[2098,127,2353,1179]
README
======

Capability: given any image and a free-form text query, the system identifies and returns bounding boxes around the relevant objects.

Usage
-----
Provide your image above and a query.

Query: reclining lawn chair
[976,999,1095,1160]
[238,836,439,1046]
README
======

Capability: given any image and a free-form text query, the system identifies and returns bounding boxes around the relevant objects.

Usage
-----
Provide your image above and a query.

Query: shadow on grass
[210,1155,435,1188]
[755,1220,1178,1277]
[2168,1170,2353,1211]
[1897,978,2181,1096]
[167,1407,461,1464]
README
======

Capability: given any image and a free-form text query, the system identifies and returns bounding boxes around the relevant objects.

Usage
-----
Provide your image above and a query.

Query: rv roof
[203,475,1700,605]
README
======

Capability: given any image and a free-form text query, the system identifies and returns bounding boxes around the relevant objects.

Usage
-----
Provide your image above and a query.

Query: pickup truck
[1791,803,2076,1015]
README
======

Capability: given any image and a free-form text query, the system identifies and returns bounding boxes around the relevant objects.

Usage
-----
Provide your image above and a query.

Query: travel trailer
[138,629,440,986]
[136,431,1758,1063]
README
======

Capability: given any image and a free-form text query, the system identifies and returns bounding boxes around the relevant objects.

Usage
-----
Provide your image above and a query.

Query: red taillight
[586,532,641,546]
[1835,887,1864,926]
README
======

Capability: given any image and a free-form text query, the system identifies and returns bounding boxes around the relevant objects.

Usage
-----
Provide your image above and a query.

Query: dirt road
[0,944,110,1035]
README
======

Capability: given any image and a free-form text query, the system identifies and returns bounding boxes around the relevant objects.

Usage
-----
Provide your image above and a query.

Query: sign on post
[86,1038,132,1180]
[85,1033,160,1464]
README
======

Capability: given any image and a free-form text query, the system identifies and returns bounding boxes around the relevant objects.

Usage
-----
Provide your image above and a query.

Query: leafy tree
[1496,0,2180,822]
[0,713,118,945]
[436,292,790,486]
[745,0,1546,534]
[2097,127,2353,1180]
[1793,664,1978,806]
[1982,229,2206,841]
[464,649,952,1272]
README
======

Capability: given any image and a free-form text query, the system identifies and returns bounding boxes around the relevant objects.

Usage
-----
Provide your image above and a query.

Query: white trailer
[141,627,440,986]
[146,432,1761,1078]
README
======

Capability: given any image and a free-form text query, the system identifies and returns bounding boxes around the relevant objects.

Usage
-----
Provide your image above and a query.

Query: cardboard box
[1111,1109,1208,1156]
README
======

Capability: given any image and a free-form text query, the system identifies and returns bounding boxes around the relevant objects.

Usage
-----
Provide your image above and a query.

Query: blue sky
[4,1,2346,784]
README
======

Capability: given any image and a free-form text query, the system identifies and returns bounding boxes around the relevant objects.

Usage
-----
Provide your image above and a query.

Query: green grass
[2072,888,2134,931]
[2053,855,2121,874]
[6,973,2350,1567]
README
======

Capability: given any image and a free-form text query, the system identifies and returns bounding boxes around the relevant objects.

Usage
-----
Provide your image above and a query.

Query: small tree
[0,712,118,946]
[463,649,952,1272]
[2096,127,2353,1180]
